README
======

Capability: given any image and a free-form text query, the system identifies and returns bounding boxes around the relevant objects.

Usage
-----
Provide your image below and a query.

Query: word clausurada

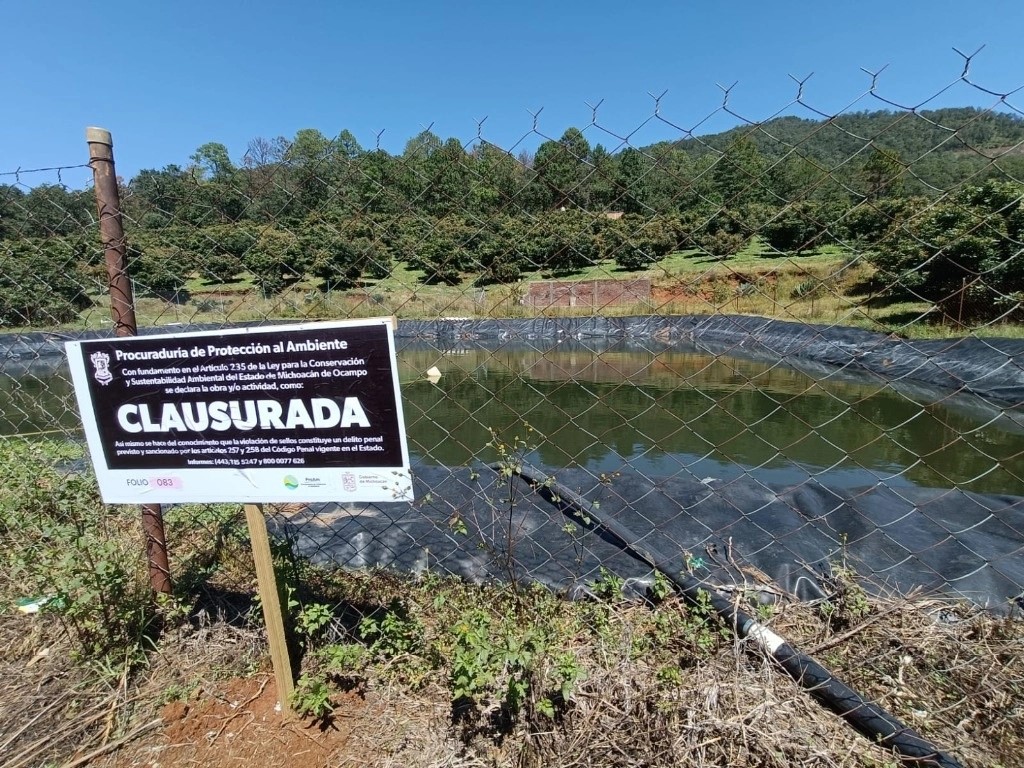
[116,397,371,434]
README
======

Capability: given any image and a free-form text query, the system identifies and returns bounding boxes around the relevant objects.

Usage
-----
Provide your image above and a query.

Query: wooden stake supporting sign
[244,504,295,711]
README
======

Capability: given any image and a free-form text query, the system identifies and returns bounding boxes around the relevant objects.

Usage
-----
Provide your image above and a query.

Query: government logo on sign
[90,351,113,386]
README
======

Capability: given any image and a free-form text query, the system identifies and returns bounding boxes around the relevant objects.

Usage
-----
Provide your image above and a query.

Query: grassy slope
[66,240,1024,339]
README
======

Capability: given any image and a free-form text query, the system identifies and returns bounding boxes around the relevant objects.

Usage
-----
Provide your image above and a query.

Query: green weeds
[819,564,872,630]
[276,563,737,735]
[359,599,425,659]
[0,440,154,663]
[290,672,335,720]
[590,567,625,601]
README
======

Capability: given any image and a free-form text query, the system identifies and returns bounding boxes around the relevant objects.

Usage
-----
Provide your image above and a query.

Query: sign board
[66,318,413,504]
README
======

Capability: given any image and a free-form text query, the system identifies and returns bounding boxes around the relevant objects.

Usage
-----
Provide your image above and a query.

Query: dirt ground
[115,677,370,768]
[1,615,453,768]
[98,674,459,768]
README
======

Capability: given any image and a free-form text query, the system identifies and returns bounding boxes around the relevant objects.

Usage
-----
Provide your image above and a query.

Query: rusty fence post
[86,126,172,596]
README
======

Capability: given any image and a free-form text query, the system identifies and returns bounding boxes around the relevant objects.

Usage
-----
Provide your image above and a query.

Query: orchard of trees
[2,107,1023,327]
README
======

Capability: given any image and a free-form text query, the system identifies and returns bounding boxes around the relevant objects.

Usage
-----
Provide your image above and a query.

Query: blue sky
[3,0,1023,183]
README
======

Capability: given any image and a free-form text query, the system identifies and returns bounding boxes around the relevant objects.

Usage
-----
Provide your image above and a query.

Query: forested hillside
[2,107,1023,327]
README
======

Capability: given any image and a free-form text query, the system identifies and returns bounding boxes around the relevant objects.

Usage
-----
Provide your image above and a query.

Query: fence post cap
[85,127,113,146]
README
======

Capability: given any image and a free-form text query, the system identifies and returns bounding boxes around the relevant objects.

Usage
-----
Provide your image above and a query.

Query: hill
[651,107,1024,194]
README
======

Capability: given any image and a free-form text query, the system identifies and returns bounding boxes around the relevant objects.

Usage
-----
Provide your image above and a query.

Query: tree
[540,211,600,273]
[0,184,26,240]
[423,138,471,216]
[383,215,433,266]
[285,129,338,216]
[189,155,241,223]
[841,196,922,247]
[322,130,365,214]
[761,202,827,254]
[712,136,769,207]
[396,130,443,209]
[533,128,592,210]
[858,146,905,201]
[240,138,292,223]
[403,130,442,160]
[470,143,522,215]
[305,223,364,291]
[411,216,481,285]
[286,129,333,166]
[128,166,189,227]
[695,209,751,259]
[870,181,1024,321]
[243,135,290,168]
[128,161,241,227]
[474,216,528,285]
[243,228,303,296]
[20,184,94,238]
[645,143,696,212]
[302,216,392,290]
[586,144,618,212]
[0,239,91,325]
[606,214,676,271]
[697,230,748,259]
[768,153,842,204]
[334,129,363,160]
[354,150,405,214]
[191,224,257,284]
[616,148,653,214]
[673,208,711,250]
[190,142,236,181]
[127,237,192,300]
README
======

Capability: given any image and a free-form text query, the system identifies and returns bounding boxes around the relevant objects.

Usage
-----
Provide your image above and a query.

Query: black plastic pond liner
[276,465,1024,613]
[6,315,1023,408]
[512,462,964,768]
[395,315,1024,408]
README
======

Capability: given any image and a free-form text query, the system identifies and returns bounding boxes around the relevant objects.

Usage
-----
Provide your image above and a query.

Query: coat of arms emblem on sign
[90,351,113,386]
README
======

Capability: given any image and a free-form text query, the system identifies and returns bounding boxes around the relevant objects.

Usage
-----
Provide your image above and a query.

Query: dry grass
[4,576,1021,768]
[479,593,1023,768]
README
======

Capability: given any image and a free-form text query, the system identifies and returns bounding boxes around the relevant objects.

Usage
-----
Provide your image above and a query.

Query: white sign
[66,318,413,504]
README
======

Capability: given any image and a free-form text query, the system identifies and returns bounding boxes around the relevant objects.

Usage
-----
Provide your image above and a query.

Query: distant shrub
[761,202,827,254]
[0,238,91,326]
[697,230,748,259]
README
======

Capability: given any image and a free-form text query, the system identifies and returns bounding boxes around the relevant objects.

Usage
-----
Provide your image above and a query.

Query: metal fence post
[86,126,172,596]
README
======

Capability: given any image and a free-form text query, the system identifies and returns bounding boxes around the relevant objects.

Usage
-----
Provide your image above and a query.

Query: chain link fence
[2,57,1024,765]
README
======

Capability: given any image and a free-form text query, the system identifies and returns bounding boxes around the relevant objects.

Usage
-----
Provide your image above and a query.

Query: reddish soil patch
[523,278,652,309]
[652,272,779,307]
[109,676,371,768]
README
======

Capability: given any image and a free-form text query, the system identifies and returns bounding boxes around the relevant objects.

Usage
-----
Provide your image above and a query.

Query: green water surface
[3,344,1021,494]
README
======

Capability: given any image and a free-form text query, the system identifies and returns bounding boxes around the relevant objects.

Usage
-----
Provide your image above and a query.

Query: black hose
[508,463,964,768]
